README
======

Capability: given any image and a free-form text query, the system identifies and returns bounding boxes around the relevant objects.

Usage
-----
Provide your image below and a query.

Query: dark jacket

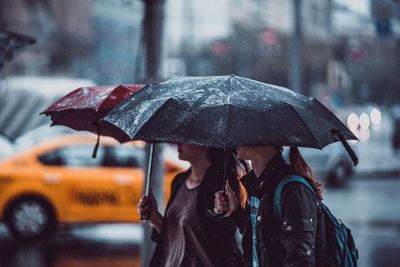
[233,153,325,267]
[150,164,243,267]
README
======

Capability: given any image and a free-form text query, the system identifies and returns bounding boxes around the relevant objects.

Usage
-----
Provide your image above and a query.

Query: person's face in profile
[177,143,208,162]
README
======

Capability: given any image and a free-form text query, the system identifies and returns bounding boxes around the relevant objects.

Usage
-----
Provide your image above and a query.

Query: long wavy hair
[208,148,249,207]
[288,146,323,200]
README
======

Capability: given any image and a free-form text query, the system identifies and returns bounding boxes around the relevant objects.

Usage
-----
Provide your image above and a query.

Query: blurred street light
[359,128,370,142]
[347,112,359,130]
[359,112,371,130]
[370,108,382,126]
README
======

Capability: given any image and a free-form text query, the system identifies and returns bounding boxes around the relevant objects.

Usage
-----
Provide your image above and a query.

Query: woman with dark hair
[137,143,246,267]
[214,145,324,267]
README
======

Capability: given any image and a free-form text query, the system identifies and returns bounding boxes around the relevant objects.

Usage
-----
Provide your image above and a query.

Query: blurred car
[0,134,182,241]
[284,142,355,187]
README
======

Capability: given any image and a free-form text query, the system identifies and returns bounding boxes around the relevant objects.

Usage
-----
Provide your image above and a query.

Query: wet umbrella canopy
[104,75,358,218]
[103,75,357,154]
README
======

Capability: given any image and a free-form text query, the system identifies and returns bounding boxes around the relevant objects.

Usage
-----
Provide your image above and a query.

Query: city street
[324,176,400,267]
[1,0,399,267]
[0,175,398,267]
[0,224,142,267]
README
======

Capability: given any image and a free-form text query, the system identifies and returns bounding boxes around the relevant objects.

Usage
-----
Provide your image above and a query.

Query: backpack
[273,175,359,267]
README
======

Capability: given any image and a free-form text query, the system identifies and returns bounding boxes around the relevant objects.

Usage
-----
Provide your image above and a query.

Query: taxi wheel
[5,197,56,241]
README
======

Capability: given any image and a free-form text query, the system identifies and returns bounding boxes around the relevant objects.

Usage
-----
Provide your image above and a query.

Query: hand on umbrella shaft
[137,189,161,226]
[214,182,238,217]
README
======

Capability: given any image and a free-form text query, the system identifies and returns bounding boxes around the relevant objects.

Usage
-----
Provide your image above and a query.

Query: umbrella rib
[224,103,232,149]
[288,104,322,148]
[312,99,357,141]
[223,77,234,149]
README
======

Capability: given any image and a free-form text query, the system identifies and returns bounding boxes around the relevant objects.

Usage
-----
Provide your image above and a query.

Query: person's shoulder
[283,181,313,193]
[280,176,316,199]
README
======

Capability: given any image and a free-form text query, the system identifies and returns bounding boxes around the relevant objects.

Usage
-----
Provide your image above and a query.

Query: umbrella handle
[92,133,100,158]
[91,122,101,158]
[141,142,155,221]
[206,150,230,219]
[331,129,359,166]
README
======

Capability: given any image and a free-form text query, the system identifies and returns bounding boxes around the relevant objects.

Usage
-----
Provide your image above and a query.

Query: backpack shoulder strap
[273,175,316,220]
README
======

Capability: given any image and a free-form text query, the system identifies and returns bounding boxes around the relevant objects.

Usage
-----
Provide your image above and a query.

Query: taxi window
[62,145,105,167]
[38,144,105,167]
[38,150,65,166]
[103,146,144,168]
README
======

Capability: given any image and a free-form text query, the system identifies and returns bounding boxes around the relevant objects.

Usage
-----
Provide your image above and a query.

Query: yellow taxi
[0,134,182,240]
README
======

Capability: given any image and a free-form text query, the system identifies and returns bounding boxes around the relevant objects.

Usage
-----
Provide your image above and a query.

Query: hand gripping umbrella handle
[206,150,229,220]
[205,193,228,219]
[141,142,155,221]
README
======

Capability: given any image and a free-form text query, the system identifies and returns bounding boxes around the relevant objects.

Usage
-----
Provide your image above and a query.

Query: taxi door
[44,144,145,223]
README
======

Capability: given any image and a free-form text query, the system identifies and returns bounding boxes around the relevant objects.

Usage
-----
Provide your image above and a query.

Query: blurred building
[1,0,399,141]
[0,0,93,75]
[332,0,400,105]
[255,0,332,41]
[0,0,144,139]
[332,1,374,37]
[0,76,95,140]
[169,0,336,92]
[75,0,143,85]
[0,0,143,84]
[166,0,333,49]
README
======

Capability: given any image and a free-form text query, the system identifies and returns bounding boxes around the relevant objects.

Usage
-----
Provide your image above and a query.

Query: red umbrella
[41,84,143,157]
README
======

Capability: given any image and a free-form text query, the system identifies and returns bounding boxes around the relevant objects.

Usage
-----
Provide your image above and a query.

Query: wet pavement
[0,175,399,267]
[324,176,400,267]
[0,225,141,267]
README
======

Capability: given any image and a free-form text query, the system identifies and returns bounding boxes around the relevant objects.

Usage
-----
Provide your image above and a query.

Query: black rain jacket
[150,164,243,267]
[232,153,326,267]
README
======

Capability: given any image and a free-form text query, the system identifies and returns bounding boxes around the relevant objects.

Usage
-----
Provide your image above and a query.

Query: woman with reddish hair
[214,146,324,267]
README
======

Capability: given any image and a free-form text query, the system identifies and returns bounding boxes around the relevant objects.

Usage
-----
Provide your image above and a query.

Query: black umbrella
[0,31,36,70]
[103,75,357,153]
[103,75,358,217]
